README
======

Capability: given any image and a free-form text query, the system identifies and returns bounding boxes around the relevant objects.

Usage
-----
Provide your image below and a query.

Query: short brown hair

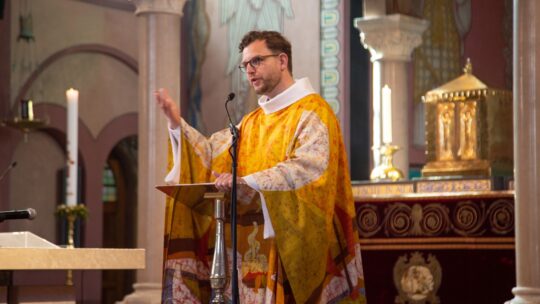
[238,31,293,73]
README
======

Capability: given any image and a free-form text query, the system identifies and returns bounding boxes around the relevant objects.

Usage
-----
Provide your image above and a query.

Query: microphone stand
[0,162,17,182]
[225,95,240,304]
[229,123,240,304]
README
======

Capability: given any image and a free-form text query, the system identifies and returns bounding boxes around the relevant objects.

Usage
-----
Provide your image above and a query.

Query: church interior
[1,0,538,303]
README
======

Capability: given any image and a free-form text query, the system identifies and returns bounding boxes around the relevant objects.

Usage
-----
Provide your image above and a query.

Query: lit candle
[28,100,34,121]
[66,88,79,206]
[382,85,392,144]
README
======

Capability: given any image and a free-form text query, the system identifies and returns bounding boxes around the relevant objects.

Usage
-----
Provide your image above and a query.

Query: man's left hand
[213,172,246,192]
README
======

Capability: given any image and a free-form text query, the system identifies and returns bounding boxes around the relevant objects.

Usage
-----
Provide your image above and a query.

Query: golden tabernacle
[422,60,513,177]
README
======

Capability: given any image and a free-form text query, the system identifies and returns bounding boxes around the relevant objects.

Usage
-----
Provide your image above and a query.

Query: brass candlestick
[370,143,404,181]
[65,214,76,248]
[56,204,88,286]
[2,117,48,142]
[1,100,48,142]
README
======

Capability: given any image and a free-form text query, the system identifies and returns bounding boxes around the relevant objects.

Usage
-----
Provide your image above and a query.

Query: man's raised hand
[155,88,181,129]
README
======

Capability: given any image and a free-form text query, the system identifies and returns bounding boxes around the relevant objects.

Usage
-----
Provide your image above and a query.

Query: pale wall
[37,53,138,137]
[10,0,138,138]
[9,133,64,242]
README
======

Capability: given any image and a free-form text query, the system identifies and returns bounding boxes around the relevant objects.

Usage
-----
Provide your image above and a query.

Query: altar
[0,231,145,303]
[353,179,515,303]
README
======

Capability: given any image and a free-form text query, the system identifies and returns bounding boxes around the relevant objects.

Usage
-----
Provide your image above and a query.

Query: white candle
[66,88,79,206]
[28,100,34,121]
[382,85,392,144]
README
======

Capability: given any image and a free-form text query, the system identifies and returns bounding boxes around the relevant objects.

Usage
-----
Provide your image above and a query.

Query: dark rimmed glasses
[238,54,279,72]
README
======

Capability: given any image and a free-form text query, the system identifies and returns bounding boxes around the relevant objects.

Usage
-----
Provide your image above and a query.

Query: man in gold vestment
[156,31,366,303]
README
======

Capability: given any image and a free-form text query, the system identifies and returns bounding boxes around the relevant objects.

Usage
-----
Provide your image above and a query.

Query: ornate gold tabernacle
[421,60,513,177]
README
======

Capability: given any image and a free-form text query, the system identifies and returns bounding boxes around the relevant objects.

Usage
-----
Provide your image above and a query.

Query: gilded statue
[437,103,455,161]
[458,102,477,160]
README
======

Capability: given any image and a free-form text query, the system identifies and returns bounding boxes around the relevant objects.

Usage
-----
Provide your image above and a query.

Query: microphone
[227,92,235,102]
[0,161,17,182]
[224,92,237,135]
[0,208,37,222]
[225,93,236,123]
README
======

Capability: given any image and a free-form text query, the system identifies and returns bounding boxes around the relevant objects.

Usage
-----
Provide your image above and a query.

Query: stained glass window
[102,164,117,202]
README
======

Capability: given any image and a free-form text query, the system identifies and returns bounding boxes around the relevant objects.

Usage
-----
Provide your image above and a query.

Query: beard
[253,73,281,96]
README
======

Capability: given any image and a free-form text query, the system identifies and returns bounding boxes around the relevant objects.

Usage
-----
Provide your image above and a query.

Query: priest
[156,30,366,304]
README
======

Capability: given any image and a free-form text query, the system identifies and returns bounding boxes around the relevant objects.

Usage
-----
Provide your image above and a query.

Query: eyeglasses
[238,54,279,72]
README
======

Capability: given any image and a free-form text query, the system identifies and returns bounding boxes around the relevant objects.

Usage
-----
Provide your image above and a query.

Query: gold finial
[463,58,473,74]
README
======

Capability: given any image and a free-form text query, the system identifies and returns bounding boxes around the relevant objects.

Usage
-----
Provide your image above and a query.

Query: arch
[14,44,138,111]
[86,113,138,248]
[96,112,138,166]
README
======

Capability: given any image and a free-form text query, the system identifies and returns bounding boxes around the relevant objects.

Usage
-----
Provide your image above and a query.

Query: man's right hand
[155,88,181,129]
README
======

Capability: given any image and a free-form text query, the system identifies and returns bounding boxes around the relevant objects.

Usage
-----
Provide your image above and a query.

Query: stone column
[122,0,186,303]
[354,14,427,178]
[507,0,540,303]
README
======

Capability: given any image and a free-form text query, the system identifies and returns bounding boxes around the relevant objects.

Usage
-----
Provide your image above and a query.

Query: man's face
[241,40,285,97]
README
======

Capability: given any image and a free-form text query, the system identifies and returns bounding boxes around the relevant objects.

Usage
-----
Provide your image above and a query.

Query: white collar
[258,78,316,114]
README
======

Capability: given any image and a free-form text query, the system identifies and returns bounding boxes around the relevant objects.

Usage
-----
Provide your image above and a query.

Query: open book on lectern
[156,183,221,216]
[156,183,262,217]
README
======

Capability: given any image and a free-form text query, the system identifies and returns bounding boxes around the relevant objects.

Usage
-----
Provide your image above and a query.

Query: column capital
[354,14,428,62]
[131,0,187,16]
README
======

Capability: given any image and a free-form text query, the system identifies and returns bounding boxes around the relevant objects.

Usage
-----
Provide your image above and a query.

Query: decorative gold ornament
[393,251,442,304]
[56,204,89,220]
[55,204,88,285]
[422,59,513,177]
[356,198,514,239]
[370,144,404,181]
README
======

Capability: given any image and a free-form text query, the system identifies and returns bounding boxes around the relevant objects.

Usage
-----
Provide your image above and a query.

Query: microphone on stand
[224,92,240,304]
[0,162,17,182]
[226,92,236,104]
[225,92,237,133]
[0,208,36,222]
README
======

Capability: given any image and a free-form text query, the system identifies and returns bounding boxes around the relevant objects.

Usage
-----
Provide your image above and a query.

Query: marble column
[507,0,540,303]
[122,0,186,303]
[354,14,427,178]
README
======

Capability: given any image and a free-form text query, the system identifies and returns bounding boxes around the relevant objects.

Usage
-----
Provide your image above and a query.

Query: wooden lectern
[157,183,229,304]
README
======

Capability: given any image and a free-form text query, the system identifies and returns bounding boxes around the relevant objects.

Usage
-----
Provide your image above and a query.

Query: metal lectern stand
[205,192,228,303]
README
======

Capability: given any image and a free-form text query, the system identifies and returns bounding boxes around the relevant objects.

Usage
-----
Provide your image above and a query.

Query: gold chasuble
[162,78,366,303]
